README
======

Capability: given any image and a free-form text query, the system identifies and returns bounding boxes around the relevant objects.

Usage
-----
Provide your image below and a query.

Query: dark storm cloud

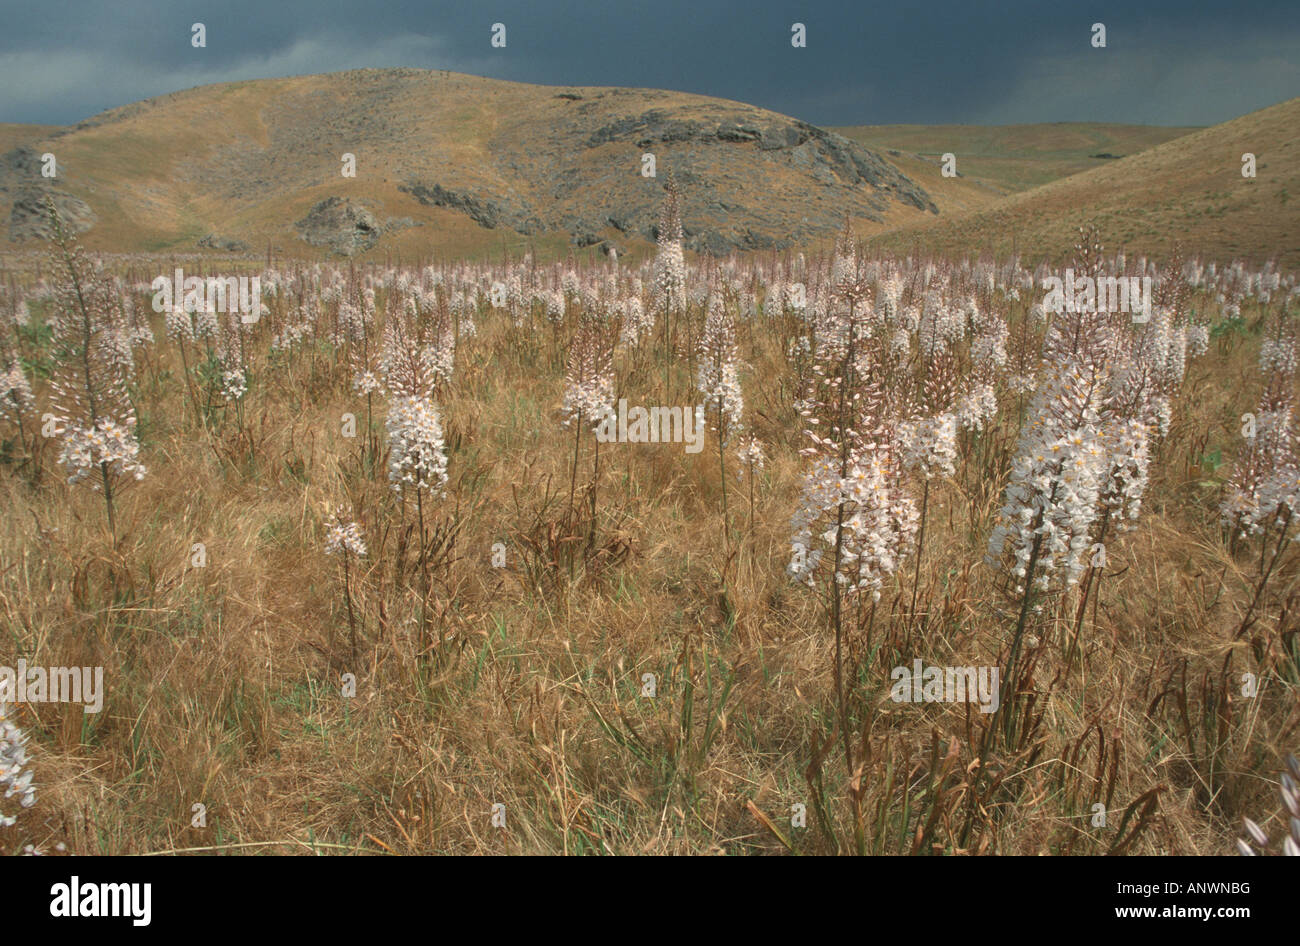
[1,0,1296,126]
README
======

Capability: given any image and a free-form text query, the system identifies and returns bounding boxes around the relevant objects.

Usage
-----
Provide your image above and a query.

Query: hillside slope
[831,123,1199,193]
[868,98,1300,267]
[0,68,938,259]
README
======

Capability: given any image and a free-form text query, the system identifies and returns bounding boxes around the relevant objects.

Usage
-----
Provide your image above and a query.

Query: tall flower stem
[342,548,358,664]
[589,435,600,551]
[416,488,430,651]
[717,406,731,587]
[747,461,756,538]
[831,300,858,780]
[662,292,672,402]
[1066,513,1110,672]
[910,477,931,628]
[99,461,116,539]
[1003,494,1052,732]
[569,409,582,519]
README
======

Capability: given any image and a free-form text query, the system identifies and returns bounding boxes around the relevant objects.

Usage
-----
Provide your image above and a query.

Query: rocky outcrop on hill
[8,186,96,241]
[399,182,544,234]
[1,146,97,241]
[295,197,381,256]
[583,111,934,211]
[516,98,939,252]
[393,102,937,253]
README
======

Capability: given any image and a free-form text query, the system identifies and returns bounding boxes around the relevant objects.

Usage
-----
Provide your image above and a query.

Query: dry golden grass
[1,254,1297,856]
[832,123,1199,193]
[870,98,1300,269]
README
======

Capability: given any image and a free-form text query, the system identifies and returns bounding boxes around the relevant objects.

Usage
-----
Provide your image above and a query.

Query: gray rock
[295,197,380,256]
[716,123,761,142]
[8,186,96,241]
[400,181,502,228]
[759,124,807,150]
[401,180,544,235]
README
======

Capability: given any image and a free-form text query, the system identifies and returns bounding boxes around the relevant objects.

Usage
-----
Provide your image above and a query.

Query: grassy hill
[865,98,1300,267]
[1,73,1293,267]
[0,69,939,263]
[831,122,1199,193]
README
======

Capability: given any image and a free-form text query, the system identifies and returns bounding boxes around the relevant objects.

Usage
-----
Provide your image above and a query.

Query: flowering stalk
[1223,326,1298,558]
[989,230,1121,682]
[788,224,918,848]
[697,294,744,567]
[46,200,146,537]
[0,323,34,462]
[736,435,765,537]
[653,172,686,401]
[900,350,958,623]
[324,505,367,664]
[560,310,615,547]
[382,302,451,648]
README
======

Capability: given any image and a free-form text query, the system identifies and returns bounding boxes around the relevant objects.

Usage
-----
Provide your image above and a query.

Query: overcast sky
[2,0,1297,127]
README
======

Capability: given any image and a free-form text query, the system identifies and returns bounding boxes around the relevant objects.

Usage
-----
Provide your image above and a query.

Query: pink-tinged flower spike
[322,504,367,663]
[216,310,249,403]
[736,435,766,482]
[0,361,34,424]
[789,227,919,606]
[379,299,440,402]
[324,505,367,558]
[620,295,654,346]
[899,350,959,480]
[44,199,145,535]
[1223,330,1299,540]
[386,395,449,498]
[561,311,616,434]
[652,171,686,317]
[696,294,744,442]
[987,303,1112,596]
[0,684,37,827]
